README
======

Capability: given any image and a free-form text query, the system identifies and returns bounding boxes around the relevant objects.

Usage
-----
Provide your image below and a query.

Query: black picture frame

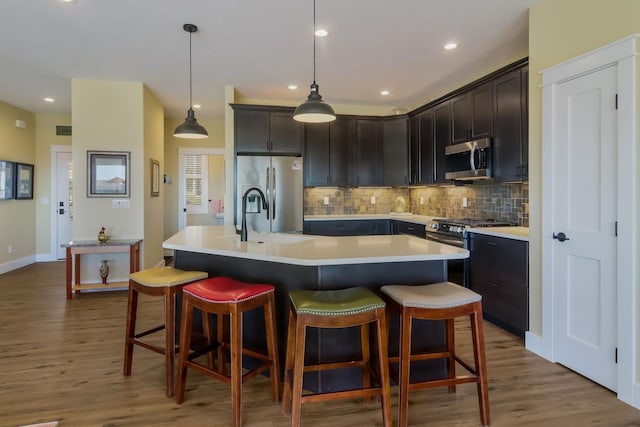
[15,162,34,200]
[0,160,15,200]
[87,151,131,198]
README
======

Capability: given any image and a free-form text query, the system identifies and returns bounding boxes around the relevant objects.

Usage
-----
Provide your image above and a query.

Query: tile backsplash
[304,182,528,226]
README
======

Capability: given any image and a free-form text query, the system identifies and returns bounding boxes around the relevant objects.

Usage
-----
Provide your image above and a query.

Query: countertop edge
[467,227,529,241]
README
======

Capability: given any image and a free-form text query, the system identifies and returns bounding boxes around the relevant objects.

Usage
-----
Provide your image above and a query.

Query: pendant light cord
[313,0,316,84]
[189,29,193,109]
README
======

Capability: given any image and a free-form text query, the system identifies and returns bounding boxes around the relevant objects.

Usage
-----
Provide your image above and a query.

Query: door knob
[553,232,570,242]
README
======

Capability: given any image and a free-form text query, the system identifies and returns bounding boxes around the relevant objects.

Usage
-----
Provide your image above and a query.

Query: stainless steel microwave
[444,137,492,181]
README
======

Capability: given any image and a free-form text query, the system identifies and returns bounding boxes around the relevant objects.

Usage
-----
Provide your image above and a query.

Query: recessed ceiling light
[314,29,328,37]
[288,84,298,90]
[44,97,55,103]
[444,42,458,50]
[60,0,77,3]
[192,104,201,109]
[380,90,390,96]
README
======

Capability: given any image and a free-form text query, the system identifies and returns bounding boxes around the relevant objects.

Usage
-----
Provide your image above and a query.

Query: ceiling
[0,0,535,121]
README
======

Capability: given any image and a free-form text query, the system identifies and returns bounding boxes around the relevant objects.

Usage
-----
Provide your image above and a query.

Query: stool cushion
[381,282,481,309]
[129,267,208,288]
[183,276,274,303]
[289,287,385,316]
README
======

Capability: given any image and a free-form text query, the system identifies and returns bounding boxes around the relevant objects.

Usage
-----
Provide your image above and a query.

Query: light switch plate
[112,199,130,208]
[370,196,376,205]
[323,196,329,205]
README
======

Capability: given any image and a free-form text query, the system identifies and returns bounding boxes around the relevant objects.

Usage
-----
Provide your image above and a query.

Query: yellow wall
[163,116,225,239]
[34,113,71,257]
[528,0,640,339]
[0,101,35,268]
[142,86,165,268]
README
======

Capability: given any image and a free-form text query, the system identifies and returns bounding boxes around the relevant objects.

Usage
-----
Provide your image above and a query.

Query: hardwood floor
[1,262,639,426]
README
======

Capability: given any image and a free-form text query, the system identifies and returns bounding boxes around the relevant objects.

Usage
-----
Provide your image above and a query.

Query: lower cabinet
[304,219,391,236]
[391,220,425,238]
[467,233,528,337]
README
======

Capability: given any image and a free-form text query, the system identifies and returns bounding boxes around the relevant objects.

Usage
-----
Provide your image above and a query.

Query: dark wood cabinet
[382,117,409,186]
[433,101,451,184]
[304,219,391,236]
[451,83,493,144]
[303,118,351,187]
[521,65,529,180]
[468,233,528,337]
[493,67,527,182]
[391,220,425,238]
[232,105,302,155]
[354,119,382,186]
[410,110,435,185]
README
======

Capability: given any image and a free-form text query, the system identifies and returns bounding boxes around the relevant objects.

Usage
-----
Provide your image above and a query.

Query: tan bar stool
[175,276,280,427]
[123,266,208,397]
[381,282,490,426]
[282,287,392,427]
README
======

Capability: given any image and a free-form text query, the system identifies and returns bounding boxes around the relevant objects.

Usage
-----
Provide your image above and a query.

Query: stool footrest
[187,342,221,361]
[184,358,273,385]
[303,360,367,373]
[409,374,478,391]
[134,324,165,339]
[388,350,449,364]
[131,339,166,356]
[301,387,382,404]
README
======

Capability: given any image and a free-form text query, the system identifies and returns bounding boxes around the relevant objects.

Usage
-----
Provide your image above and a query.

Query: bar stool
[282,287,392,427]
[123,266,208,397]
[175,276,280,427]
[381,282,490,426]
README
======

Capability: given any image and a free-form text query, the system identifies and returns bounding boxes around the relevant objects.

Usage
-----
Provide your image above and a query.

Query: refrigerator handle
[265,166,270,220]
[272,166,276,220]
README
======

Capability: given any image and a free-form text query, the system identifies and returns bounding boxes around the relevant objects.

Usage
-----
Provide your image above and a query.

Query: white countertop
[305,214,436,225]
[467,226,529,241]
[163,225,468,266]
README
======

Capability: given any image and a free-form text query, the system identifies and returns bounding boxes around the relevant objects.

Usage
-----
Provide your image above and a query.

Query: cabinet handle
[489,282,501,288]
[487,241,498,246]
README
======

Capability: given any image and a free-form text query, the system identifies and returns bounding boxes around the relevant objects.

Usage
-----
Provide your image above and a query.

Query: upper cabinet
[410,110,434,185]
[303,118,351,187]
[382,116,409,186]
[433,101,452,184]
[232,105,302,155]
[451,82,493,144]
[354,119,382,186]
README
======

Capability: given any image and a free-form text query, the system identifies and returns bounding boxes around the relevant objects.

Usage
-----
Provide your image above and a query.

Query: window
[184,154,208,214]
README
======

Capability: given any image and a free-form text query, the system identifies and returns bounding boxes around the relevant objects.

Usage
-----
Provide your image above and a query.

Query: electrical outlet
[420,197,424,205]
[323,196,329,205]
[370,196,376,205]
[8,245,12,254]
[112,199,130,208]
[462,197,468,208]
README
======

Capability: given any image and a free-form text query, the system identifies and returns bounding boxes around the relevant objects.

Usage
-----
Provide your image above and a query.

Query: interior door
[551,65,617,390]
[55,151,73,259]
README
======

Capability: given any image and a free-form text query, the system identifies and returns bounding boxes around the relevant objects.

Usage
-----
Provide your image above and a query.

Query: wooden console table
[62,239,142,300]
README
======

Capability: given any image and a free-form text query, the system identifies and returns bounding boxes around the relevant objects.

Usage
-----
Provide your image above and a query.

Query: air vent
[56,125,72,136]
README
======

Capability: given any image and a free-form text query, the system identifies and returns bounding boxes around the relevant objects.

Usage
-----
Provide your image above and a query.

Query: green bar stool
[123,266,208,397]
[282,287,392,427]
[381,282,490,426]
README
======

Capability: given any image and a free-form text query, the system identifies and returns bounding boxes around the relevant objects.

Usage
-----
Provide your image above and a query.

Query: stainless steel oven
[425,218,514,286]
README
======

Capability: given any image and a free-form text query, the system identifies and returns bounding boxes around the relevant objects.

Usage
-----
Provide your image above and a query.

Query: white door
[551,65,617,390]
[55,151,73,259]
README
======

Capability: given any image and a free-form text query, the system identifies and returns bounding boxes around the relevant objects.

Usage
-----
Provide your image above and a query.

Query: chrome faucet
[237,187,268,242]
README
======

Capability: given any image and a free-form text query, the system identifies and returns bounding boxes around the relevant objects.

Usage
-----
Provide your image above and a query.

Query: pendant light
[174,23,208,139]
[293,0,336,123]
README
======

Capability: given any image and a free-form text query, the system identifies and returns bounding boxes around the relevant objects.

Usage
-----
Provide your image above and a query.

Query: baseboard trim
[632,382,640,410]
[0,255,36,275]
[36,253,62,263]
[524,331,551,360]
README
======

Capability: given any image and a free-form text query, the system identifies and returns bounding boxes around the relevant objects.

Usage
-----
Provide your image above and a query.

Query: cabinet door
[409,115,420,184]
[329,118,351,186]
[418,110,435,185]
[493,69,524,182]
[392,221,425,238]
[382,117,409,186]
[235,109,269,154]
[433,101,451,184]
[304,123,330,187]
[269,112,302,155]
[451,92,471,144]
[521,65,529,180]
[304,219,390,236]
[354,119,382,186]
[471,83,493,139]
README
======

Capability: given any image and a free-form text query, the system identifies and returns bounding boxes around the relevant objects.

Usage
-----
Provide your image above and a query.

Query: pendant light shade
[293,0,335,123]
[174,23,208,139]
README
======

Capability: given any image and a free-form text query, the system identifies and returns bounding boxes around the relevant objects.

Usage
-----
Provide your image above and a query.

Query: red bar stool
[175,276,280,427]
[123,266,208,397]
[381,282,490,426]
[281,287,392,427]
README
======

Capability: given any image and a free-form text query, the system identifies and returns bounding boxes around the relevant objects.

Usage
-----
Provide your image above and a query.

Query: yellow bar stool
[381,281,490,426]
[123,266,208,397]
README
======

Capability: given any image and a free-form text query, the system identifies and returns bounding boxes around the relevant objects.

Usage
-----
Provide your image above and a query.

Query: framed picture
[15,162,34,199]
[0,160,15,200]
[87,151,130,198]
[151,158,160,197]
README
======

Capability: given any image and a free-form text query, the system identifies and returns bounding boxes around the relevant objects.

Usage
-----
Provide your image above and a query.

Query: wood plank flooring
[1,262,639,426]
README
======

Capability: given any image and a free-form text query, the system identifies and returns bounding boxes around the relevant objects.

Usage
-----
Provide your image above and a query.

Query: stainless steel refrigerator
[235,156,303,233]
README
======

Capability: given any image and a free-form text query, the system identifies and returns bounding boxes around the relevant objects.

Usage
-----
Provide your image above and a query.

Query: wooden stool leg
[201,310,214,369]
[376,310,393,427]
[360,323,372,403]
[123,282,138,376]
[175,296,194,404]
[230,306,243,427]
[446,318,456,393]
[217,313,226,374]
[398,307,412,427]
[164,287,177,397]
[471,303,490,426]
[264,293,281,402]
[282,308,296,415]
[291,315,307,427]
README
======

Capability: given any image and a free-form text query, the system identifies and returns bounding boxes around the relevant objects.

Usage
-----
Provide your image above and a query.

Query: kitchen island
[164,225,469,392]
